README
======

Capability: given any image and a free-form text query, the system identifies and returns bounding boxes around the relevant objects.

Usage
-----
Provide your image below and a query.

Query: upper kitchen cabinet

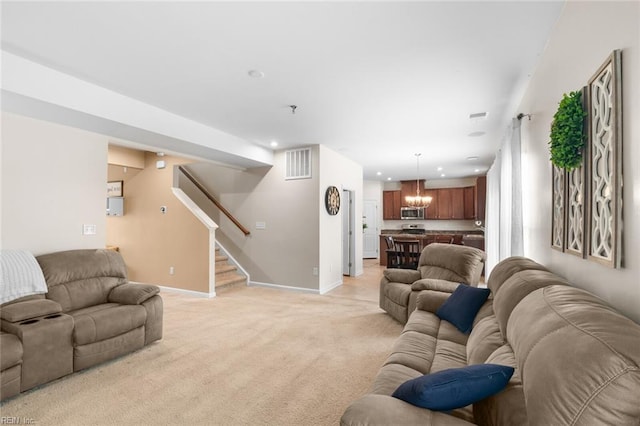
[464,186,475,219]
[423,189,438,219]
[382,190,402,220]
[435,188,464,219]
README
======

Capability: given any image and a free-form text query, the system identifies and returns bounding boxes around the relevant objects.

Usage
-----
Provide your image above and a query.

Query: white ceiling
[1,1,564,181]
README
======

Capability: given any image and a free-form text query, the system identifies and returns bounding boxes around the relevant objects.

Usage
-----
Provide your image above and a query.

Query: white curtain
[485,118,524,277]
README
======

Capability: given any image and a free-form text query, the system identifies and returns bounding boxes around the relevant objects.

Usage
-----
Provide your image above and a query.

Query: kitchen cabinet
[464,186,475,219]
[423,189,438,219]
[382,190,402,220]
[400,180,425,206]
[435,188,464,219]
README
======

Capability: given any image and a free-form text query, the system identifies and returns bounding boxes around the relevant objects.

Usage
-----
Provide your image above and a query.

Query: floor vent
[285,148,312,180]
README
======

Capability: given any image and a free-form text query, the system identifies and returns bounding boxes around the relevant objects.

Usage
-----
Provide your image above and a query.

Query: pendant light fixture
[405,153,432,208]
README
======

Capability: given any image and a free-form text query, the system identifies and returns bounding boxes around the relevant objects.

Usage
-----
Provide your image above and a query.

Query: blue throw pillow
[436,284,490,333]
[392,364,515,411]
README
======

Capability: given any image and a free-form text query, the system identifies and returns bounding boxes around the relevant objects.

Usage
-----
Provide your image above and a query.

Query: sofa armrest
[416,290,453,313]
[383,268,421,284]
[0,299,62,322]
[341,394,475,426]
[108,283,160,305]
[411,279,462,293]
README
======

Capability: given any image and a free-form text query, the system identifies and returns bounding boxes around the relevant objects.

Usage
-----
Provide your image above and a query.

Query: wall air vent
[469,112,488,121]
[285,148,312,180]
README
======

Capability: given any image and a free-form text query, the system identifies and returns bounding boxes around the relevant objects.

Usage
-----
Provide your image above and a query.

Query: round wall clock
[325,186,341,215]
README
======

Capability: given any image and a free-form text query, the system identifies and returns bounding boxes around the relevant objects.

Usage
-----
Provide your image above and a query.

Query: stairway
[215,248,247,291]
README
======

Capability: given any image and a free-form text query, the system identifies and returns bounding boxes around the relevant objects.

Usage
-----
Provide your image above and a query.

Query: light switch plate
[255,221,266,230]
[83,224,97,235]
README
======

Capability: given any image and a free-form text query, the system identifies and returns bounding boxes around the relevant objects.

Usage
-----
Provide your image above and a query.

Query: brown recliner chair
[379,243,486,323]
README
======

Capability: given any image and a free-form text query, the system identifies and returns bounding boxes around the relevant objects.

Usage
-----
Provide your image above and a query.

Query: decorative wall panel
[551,164,565,251]
[565,87,589,257]
[587,50,622,268]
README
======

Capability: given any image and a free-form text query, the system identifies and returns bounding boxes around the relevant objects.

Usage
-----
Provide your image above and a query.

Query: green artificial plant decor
[549,90,587,170]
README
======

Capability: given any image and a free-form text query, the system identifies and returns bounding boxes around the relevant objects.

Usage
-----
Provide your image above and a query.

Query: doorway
[342,189,356,276]
[363,200,378,258]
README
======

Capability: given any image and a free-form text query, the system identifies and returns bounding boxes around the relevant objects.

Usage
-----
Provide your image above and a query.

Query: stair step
[215,273,246,290]
[216,264,237,274]
[215,254,227,262]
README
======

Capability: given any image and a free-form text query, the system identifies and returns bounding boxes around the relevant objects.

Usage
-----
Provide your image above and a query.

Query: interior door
[363,200,378,258]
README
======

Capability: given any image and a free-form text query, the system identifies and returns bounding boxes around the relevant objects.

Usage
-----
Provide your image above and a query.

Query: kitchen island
[379,229,484,266]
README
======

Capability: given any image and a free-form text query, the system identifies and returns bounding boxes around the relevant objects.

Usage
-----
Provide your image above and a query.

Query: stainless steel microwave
[400,207,424,220]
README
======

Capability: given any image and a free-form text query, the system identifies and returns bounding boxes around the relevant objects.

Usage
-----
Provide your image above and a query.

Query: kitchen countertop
[381,229,484,236]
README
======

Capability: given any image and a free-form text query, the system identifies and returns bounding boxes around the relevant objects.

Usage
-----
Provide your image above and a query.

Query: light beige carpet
[1,276,402,425]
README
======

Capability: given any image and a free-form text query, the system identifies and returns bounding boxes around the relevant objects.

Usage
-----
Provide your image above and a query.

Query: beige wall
[1,112,107,254]
[183,147,321,291]
[518,1,640,322]
[182,145,365,292]
[107,151,210,292]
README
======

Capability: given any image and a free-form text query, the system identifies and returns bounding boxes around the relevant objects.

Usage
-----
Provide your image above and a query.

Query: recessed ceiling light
[437,167,443,171]
[467,156,479,161]
[376,171,382,176]
[474,169,480,173]
[468,131,486,137]
[440,173,446,177]
[387,177,392,181]
[270,141,278,147]
[248,69,265,79]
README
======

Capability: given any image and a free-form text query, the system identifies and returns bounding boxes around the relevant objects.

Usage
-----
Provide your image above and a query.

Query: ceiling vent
[469,112,488,120]
[285,148,312,180]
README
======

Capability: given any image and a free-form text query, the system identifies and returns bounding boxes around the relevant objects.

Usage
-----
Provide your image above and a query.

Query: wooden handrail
[178,165,251,236]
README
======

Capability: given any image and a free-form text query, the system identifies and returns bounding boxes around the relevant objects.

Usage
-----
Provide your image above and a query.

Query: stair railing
[178,165,251,236]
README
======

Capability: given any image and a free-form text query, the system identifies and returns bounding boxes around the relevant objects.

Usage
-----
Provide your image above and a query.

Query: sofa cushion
[436,285,490,334]
[473,344,528,426]
[70,303,147,346]
[392,364,514,411]
[466,315,503,365]
[507,285,640,425]
[381,282,412,307]
[493,269,569,337]
[486,256,548,296]
[37,249,127,312]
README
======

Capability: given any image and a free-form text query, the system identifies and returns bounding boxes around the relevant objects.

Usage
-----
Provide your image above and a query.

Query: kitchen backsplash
[381,219,480,231]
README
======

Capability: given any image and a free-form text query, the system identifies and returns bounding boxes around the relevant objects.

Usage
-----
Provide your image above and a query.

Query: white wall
[319,145,364,291]
[518,1,640,323]
[1,112,107,254]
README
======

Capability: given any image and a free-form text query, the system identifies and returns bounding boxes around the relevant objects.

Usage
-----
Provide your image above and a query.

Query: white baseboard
[248,280,319,294]
[320,279,343,295]
[157,285,216,298]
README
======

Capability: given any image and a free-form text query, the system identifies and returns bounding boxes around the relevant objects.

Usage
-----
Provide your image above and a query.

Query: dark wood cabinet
[400,180,425,206]
[450,188,465,219]
[436,189,451,219]
[382,190,402,220]
[423,189,438,219]
[464,186,475,219]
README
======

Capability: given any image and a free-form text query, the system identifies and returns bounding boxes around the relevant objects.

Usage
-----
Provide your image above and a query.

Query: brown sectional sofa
[342,256,640,425]
[0,249,162,400]
[380,243,486,324]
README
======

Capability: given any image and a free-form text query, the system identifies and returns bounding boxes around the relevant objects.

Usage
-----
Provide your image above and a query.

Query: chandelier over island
[405,153,433,208]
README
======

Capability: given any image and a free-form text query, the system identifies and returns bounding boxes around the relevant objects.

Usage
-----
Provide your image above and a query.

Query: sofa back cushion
[486,256,548,296]
[466,314,503,366]
[493,269,569,337]
[417,243,485,285]
[37,249,127,312]
[507,285,640,425]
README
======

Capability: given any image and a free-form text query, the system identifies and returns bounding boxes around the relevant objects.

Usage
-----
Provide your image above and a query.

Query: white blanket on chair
[0,250,48,304]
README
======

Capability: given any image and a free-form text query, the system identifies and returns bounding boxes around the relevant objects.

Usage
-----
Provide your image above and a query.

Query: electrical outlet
[82,224,97,235]
[312,267,319,276]
[169,266,175,275]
